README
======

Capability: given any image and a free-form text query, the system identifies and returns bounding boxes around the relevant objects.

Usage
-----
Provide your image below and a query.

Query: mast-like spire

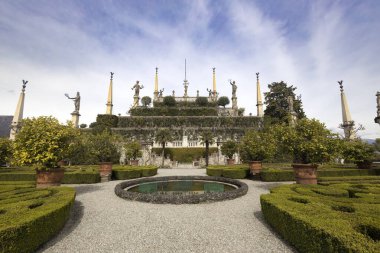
[106,72,113,115]
[154,67,159,101]
[212,67,216,94]
[184,59,187,81]
[183,59,189,98]
[256,72,264,117]
[338,80,355,139]
[10,80,27,140]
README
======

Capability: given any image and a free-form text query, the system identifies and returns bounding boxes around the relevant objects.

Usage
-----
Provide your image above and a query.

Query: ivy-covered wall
[129,107,218,116]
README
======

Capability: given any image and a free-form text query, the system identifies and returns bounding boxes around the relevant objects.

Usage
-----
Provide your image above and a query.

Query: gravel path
[38,168,295,253]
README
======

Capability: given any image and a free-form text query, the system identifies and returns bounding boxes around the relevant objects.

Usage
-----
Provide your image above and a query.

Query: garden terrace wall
[0,186,75,253]
[129,107,218,116]
[260,183,380,252]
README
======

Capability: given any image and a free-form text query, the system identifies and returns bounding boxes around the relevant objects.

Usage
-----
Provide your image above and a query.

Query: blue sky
[0,0,379,138]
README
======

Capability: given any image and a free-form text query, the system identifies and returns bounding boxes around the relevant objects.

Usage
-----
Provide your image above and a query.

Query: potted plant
[282,118,340,184]
[89,130,119,180]
[239,130,276,175]
[124,140,142,166]
[221,140,238,165]
[13,116,77,188]
[342,139,375,169]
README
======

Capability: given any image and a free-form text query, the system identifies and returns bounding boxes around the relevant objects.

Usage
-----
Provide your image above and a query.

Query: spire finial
[22,80,28,92]
[110,72,114,81]
[155,67,158,74]
[256,72,259,82]
[338,80,344,92]
[184,59,187,81]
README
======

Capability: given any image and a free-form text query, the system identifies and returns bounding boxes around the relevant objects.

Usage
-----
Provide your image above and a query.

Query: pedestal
[133,96,139,108]
[71,111,80,128]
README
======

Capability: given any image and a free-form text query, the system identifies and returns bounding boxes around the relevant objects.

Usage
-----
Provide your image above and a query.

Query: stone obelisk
[153,67,159,101]
[106,72,114,115]
[212,67,217,100]
[256,72,264,117]
[10,80,27,140]
[338,81,355,139]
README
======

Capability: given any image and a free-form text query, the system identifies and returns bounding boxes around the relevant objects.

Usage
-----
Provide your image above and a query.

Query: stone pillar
[106,72,113,115]
[132,96,139,108]
[10,80,27,140]
[256,72,264,117]
[71,111,80,128]
[182,135,188,147]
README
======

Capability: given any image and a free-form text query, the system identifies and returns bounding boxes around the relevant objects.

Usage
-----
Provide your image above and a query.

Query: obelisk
[106,72,114,115]
[153,67,159,101]
[10,80,27,140]
[338,81,355,139]
[256,72,264,117]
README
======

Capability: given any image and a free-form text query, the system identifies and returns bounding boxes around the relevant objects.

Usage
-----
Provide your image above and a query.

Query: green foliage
[129,107,218,116]
[221,140,238,159]
[152,148,218,163]
[163,96,176,106]
[79,123,87,128]
[260,169,294,181]
[13,116,78,170]
[342,139,375,163]
[65,132,98,165]
[0,186,75,253]
[282,118,341,164]
[95,114,119,127]
[206,165,249,179]
[195,96,209,106]
[374,138,380,152]
[222,169,248,179]
[0,138,13,166]
[217,96,230,108]
[112,165,158,179]
[155,129,173,167]
[62,168,100,184]
[264,81,306,124]
[141,96,152,107]
[239,130,276,162]
[88,130,120,163]
[260,183,380,252]
[124,140,142,160]
[200,131,215,166]
[318,175,380,184]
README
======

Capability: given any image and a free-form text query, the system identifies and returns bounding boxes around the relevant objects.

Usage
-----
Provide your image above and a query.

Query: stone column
[71,111,80,128]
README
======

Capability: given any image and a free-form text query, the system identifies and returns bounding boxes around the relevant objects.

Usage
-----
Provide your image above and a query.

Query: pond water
[126,180,237,195]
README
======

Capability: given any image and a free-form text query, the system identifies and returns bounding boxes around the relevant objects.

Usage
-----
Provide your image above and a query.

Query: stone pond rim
[114,176,248,204]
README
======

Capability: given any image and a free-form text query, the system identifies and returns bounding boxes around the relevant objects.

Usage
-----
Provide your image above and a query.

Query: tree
[80,123,87,128]
[13,116,78,170]
[199,131,214,166]
[154,129,173,167]
[163,96,176,107]
[239,130,276,162]
[195,97,208,107]
[0,138,12,166]
[88,130,120,163]
[264,81,306,124]
[217,96,230,108]
[141,96,152,107]
[124,140,142,160]
[221,140,238,159]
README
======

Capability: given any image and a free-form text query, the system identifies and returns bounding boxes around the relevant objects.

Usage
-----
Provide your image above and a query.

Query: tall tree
[154,129,173,167]
[199,131,214,167]
[264,81,306,124]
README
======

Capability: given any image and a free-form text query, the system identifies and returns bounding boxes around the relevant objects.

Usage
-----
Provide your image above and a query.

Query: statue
[230,80,237,97]
[206,88,212,97]
[338,80,344,92]
[159,88,164,97]
[65,92,80,112]
[22,80,28,90]
[197,90,199,97]
[131,81,144,97]
[172,90,175,97]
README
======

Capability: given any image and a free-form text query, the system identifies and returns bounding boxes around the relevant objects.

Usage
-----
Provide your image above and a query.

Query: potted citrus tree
[239,130,276,175]
[89,130,119,180]
[283,118,340,184]
[221,140,238,165]
[13,116,77,188]
[342,139,375,169]
[124,140,142,166]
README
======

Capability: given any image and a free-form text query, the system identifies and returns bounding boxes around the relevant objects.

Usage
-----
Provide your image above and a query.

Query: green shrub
[195,97,209,106]
[261,169,294,181]
[261,183,380,253]
[207,165,249,179]
[0,186,75,253]
[141,166,158,177]
[163,96,176,107]
[221,140,238,159]
[129,107,218,116]
[222,169,248,179]
[0,138,13,166]
[206,168,223,177]
[63,169,100,184]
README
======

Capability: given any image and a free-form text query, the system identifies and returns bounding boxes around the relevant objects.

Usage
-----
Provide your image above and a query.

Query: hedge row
[112,166,158,180]
[318,175,380,184]
[0,186,75,253]
[207,165,249,179]
[260,168,380,182]
[152,148,218,163]
[129,107,218,116]
[260,183,380,252]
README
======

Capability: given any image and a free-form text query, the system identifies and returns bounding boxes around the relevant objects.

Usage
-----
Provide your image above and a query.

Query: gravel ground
[38,168,295,253]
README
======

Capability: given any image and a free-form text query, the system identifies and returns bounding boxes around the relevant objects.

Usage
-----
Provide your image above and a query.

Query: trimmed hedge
[129,107,218,116]
[260,168,380,182]
[261,183,380,253]
[318,175,380,184]
[0,186,75,253]
[152,148,218,163]
[63,168,100,184]
[207,165,249,179]
[112,166,158,180]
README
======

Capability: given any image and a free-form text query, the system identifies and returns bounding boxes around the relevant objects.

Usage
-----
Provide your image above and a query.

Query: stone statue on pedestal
[159,88,164,97]
[132,81,144,97]
[65,92,80,112]
[230,80,237,97]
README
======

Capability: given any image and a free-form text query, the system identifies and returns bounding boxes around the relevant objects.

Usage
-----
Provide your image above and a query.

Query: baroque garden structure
[93,66,265,165]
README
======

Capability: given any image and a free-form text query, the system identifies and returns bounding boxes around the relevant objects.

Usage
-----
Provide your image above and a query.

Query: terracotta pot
[249,161,262,175]
[130,159,139,166]
[227,158,235,165]
[99,162,113,177]
[292,164,318,185]
[36,168,64,188]
[356,161,372,169]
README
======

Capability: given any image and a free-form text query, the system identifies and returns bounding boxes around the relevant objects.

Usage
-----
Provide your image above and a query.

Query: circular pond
[114,176,248,204]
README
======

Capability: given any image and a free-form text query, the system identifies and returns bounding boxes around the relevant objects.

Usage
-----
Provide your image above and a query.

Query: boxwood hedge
[112,165,158,180]
[261,183,380,252]
[0,186,75,253]
[207,165,249,179]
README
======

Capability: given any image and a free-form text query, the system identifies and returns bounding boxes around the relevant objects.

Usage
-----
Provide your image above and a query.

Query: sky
[0,0,379,139]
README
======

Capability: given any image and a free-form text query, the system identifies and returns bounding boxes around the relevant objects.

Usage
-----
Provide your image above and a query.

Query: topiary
[163,96,176,107]
[141,96,152,107]
[217,96,230,108]
[195,97,208,107]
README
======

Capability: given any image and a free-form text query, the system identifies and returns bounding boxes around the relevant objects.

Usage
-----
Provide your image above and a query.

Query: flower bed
[261,183,380,252]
